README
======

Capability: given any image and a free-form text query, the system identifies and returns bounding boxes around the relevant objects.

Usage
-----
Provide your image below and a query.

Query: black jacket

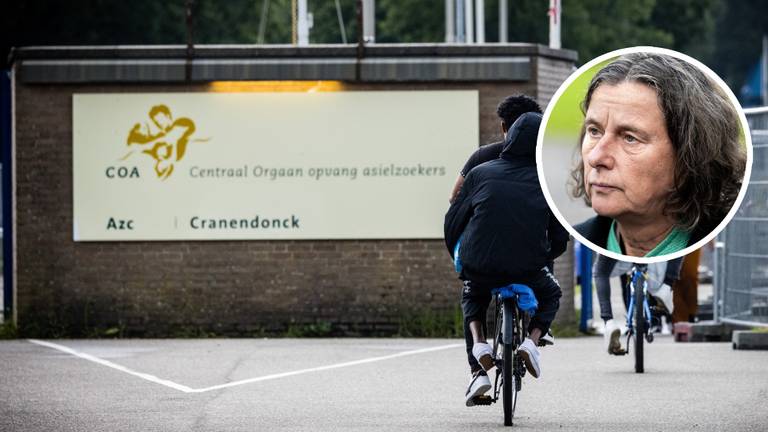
[444,112,569,286]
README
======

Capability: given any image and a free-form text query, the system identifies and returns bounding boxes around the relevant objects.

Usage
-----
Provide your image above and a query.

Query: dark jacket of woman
[575,215,715,252]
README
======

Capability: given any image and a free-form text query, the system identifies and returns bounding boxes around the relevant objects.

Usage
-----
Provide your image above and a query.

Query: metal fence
[716,107,768,327]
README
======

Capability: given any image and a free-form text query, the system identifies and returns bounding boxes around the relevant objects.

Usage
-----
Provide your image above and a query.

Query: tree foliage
[562,0,673,62]
[710,0,768,90]
[376,0,443,43]
[1,0,765,98]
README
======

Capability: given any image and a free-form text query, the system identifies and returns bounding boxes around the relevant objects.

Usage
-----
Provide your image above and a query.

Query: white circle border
[535,46,754,264]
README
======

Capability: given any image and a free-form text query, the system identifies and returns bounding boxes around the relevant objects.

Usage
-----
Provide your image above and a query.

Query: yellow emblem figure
[125,104,202,179]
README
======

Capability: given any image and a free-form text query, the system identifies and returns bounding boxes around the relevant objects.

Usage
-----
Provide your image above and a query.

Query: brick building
[8,44,577,337]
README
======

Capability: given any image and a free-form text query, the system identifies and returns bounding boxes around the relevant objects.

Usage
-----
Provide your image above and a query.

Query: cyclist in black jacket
[444,112,569,406]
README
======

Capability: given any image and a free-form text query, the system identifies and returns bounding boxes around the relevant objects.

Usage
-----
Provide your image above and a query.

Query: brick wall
[535,56,576,109]
[14,69,575,337]
[535,55,578,325]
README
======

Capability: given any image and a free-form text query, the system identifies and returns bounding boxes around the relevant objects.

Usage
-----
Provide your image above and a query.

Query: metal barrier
[716,107,768,327]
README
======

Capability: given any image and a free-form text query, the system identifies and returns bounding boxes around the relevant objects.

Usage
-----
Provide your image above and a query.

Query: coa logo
[121,104,209,180]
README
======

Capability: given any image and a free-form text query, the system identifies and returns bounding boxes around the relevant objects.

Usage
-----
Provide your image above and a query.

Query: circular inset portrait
[537,46,752,263]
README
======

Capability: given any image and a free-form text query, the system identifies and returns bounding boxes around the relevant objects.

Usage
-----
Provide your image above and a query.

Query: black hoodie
[444,112,568,286]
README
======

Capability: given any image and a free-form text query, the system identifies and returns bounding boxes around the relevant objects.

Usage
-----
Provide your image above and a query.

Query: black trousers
[461,267,562,372]
[594,255,684,321]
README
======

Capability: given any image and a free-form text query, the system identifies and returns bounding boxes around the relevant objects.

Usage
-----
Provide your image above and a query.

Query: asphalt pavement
[1,336,766,431]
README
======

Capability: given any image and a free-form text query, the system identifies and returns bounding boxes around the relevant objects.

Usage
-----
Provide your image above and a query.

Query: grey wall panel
[360,57,529,82]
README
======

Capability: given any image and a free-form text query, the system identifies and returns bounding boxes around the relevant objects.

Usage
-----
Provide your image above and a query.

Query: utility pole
[362,0,375,43]
[297,0,310,45]
[548,0,561,49]
[335,0,348,44]
[258,0,270,44]
[763,34,767,106]
[499,0,508,43]
[464,0,474,44]
[475,0,484,43]
[445,0,455,43]
[455,0,465,43]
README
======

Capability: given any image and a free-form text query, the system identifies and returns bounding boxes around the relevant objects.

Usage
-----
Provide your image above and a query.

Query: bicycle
[471,284,535,426]
[623,263,671,373]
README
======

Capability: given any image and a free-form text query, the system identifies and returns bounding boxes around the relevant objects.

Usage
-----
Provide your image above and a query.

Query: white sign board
[73,91,479,240]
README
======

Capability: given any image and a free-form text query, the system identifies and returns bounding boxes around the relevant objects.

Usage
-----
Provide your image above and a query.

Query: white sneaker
[472,342,494,371]
[517,338,541,378]
[465,370,491,406]
[661,316,672,335]
[540,329,555,346]
[604,319,623,355]
[654,283,674,314]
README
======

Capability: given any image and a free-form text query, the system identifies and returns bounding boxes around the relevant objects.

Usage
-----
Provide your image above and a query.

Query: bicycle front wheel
[634,273,645,373]
[502,300,518,426]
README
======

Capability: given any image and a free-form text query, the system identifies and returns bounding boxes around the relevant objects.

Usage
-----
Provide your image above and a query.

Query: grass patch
[284,321,333,337]
[550,320,585,338]
[0,321,17,339]
[166,325,219,338]
[397,307,463,338]
[84,324,126,339]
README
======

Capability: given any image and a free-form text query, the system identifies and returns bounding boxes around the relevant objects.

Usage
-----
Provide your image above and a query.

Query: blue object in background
[453,235,463,273]
[740,59,764,107]
[578,242,593,333]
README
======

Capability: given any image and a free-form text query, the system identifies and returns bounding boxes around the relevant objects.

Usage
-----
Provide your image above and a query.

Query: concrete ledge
[12,43,578,61]
[674,321,751,342]
[689,321,728,342]
[732,330,768,350]
[674,322,692,342]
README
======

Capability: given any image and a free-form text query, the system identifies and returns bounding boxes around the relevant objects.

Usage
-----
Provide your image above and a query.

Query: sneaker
[660,316,672,335]
[539,329,555,346]
[465,369,491,406]
[604,319,623,355]
[517,338,541,378]
[654,283,674,314]
[472,342,494,371]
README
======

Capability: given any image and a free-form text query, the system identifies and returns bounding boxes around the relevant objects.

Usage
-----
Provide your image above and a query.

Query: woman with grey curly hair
[571,52,746,257]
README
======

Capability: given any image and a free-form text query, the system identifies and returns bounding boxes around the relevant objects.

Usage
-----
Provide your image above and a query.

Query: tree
[562,0,673,63]
[651,0,720,62]
[376,0,444,43]
[1,0,760,100]
[309,0,358,44]
[710,0,768,91]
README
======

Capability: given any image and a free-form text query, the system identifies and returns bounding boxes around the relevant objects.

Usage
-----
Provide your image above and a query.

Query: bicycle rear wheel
[633,273,645,373]
[502,299,518,426]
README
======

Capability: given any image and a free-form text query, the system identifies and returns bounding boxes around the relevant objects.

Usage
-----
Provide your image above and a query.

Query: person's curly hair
[570,52,747,233]
[497,94,542,131]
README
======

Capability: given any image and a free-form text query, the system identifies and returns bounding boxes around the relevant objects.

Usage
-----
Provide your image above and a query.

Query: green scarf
[607,220,690,257]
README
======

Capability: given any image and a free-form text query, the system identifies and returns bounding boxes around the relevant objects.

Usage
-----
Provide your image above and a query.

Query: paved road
[1,337,766,431]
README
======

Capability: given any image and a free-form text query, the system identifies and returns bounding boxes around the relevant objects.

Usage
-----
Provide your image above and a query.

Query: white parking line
[191,343,464,393]
[28,339,463,394]
[28,339,196,393]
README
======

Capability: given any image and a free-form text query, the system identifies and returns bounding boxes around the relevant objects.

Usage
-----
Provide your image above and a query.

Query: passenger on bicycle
[449,94,542,204]
[444,112,569,406]
[593,253,682,355]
